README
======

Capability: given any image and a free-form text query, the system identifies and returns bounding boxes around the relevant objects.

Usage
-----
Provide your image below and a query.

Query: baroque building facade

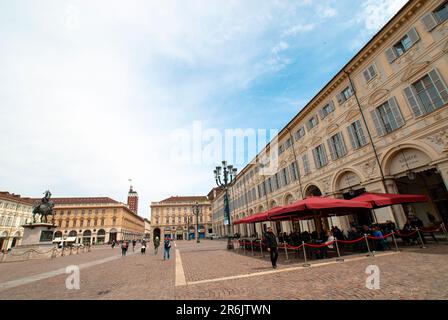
[150,196,212,240]
[49,197,145,245]
[0,192,33,252]
[212,0,448,237]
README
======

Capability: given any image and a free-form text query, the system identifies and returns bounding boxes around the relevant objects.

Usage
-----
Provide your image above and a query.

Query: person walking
[132,239,136,252]
[111,240,116,249]
[121,241,128,256]
[154,236,160,255]
[263,227,278,269]
[141,242,146,254]
[163,236,171,260]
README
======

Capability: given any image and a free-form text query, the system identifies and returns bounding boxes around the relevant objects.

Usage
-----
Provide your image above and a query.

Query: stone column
[436,161,448,191]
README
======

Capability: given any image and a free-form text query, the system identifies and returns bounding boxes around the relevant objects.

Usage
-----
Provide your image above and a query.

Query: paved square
[0,240,447,299]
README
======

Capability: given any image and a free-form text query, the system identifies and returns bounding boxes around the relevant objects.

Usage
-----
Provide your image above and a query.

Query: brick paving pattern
[0,240,447,299]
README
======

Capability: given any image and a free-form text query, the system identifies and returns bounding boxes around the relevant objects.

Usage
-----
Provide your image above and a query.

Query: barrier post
[364,234,373,256]
[251,240,254,256]
[302,241,310,267]
[335,239,343,262]
[284,243,289,262]
[259,240,264,258]
[416,228,426,249]
[243,241,246,255]
[442,223,448,242]
[391,231,399,251]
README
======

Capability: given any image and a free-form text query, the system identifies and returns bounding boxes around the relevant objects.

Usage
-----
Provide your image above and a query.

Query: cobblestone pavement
[0,240,447,299]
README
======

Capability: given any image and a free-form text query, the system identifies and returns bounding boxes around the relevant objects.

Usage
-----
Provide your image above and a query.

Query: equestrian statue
[32,190,55,224]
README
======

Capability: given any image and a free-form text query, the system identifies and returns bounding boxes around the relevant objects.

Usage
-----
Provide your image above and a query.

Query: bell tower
[127,179,139,214]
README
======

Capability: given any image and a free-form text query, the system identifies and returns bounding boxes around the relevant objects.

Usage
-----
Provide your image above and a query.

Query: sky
[0,0,408,219]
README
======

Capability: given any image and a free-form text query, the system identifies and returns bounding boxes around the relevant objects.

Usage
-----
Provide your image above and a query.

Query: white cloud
[283,23,316,36]
[361,0,409,31]
[317,6,338,18]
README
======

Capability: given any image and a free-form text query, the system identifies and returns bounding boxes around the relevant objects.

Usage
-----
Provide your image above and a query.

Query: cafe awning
[268,196,373,220]
[351,192,429,208]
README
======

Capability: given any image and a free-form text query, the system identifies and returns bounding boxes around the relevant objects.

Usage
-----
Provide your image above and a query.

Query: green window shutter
[347,124,358,149]
[318,108,325,120]
[363,69,371,83]
[327,138,337,161]
[421,12,438,31]
[370,109,385,136]
[357,122,367,146]
[385,47,398,64]
[428,68,448,104]
[312,148,320,169]
[329,100,335,112]
[338,132,347,156]
[388,97,405,129]
[407,27,420,46]
[403,86,424,117]
[320,144,328,166]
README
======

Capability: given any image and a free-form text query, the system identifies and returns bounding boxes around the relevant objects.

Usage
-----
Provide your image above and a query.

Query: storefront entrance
[395,169,448,225]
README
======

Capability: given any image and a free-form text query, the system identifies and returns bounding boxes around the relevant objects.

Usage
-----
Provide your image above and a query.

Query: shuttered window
[306,115,319,130]
[404,69,448,117]
[347,120,368,149]
[278,144,285,155]
[282,167,290,186]
[302,154,311,175]
[285,137,292,149]
[385,27,420,63]
[370,97,405,136]
[312,144,328,169]
[423,1,448,31]
[336,84,355,104]
[363,64,378,83]
[295,127,306,141]
[275,173,281,190]
[319,101,335,119]
[327,132,347,160]
[289,162,299,181]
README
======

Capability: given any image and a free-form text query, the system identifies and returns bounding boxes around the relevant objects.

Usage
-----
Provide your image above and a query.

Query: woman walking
[154,236,160,255]
[163,236,171,260]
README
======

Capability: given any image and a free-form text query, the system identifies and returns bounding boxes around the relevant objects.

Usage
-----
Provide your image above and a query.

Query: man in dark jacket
[264,227,278,269]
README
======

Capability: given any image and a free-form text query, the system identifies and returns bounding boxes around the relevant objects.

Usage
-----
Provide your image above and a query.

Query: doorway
[395,169,448,225]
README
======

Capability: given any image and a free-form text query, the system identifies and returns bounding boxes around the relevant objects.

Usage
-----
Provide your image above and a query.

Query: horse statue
[32,190,55,224]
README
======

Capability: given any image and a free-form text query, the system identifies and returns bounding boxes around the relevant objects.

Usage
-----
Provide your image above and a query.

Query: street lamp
[192,202,201,243]
[187,216,192,241]
[214,160,237,250]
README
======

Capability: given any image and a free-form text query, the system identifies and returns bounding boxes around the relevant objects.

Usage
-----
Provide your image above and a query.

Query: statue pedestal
[5,223,57,262]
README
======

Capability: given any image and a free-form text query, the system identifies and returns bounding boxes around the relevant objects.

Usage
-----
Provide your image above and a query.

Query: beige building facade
[150,196,212,240]
[49,197,145,245]
[213,0,448,237]
[0,192,33,252]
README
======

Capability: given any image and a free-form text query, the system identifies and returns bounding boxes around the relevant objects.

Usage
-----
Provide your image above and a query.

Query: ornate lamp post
[187,216,192,241]
[192,202,201,243]
[214,160,237,250]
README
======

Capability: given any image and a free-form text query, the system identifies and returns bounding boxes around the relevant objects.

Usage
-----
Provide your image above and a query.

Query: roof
[35,197,119,205]
[0,191,34,205]
[158,196,209,203]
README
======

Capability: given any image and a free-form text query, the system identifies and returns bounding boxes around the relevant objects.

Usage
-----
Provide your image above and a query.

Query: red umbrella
[352,192,429,208]
[245,212,270,224]
[268,196,373,219]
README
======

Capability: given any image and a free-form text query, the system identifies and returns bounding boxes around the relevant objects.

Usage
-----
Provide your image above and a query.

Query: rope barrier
[367,232,394,240]
[335,237,365,244]
[304,241,335,248]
